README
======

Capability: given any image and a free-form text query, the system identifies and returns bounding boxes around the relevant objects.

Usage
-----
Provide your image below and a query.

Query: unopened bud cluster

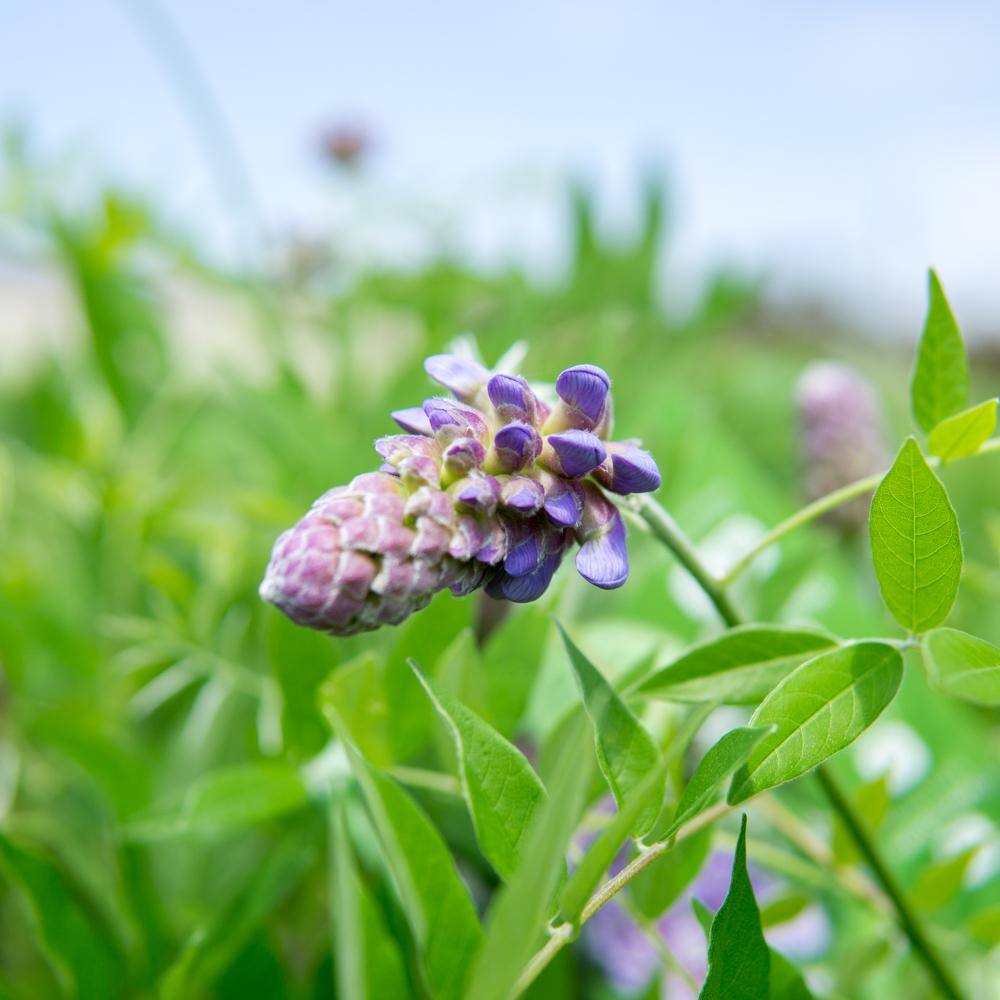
[260,355,661,635]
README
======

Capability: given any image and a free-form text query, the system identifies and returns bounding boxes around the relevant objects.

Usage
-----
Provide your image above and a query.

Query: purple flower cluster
[260,354,660,635]
[795,362,888,531]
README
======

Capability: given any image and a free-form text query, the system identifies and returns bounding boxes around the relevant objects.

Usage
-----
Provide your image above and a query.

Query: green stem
[622,493,966,1000]
[720,437,1000,585]
[814,767,965,1000]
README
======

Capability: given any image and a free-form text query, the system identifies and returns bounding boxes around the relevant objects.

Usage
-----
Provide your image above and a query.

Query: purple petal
[454,474,500,511]
[391,407,433,435]
[542,479,584,527]
[547,429,607,478]
[422,397,488,441]
[576,510,629,589]
[494,551,562,602]
[487,373,536,423]
[425,354,490,401]
[442,437,486,475]
[597,444,661,494]
[504,530,541,577]
[556,364,610,423]
[493,421,542,471]
[501,477,545,515]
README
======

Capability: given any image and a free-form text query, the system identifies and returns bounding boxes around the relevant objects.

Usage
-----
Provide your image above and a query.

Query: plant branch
[610,493,967,1000]
[720,437,1000,585]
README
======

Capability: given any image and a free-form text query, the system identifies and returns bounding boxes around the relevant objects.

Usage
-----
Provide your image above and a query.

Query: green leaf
[481,607,552,736]
[927,398,998,462]
[0,833,124,998]
[559,624,662,836]
[869,437,962,633]
[768,950,815,1000]
[966,906,1000,945]
[760,893,810,929]
[320,651,394,766]
[328,801,408,1000]
[912,847,977,912]
[336,734,481,1000]
[699,815,769,1000]
[832,774,891,864]
[729,642,903,804]
[638,626,837,705]
[911,269,969,433]
[692,896,714,937]
[464,715,595,1000]
[921,628,1000,706]
[630,826,713,921]
[664,727,772,837]
[411,661,546,882]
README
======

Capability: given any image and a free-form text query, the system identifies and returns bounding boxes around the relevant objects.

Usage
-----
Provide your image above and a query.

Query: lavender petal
[576,510,629,589]
[547,429,607,478]
[425,354,490,401]
[555,364,610,422]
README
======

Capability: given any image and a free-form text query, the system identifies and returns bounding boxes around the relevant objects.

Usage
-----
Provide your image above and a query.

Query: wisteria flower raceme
[260,355,661,635]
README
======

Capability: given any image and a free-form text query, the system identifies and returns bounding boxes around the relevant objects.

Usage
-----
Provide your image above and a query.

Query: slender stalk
[814,767,965,1000]
[720,437,1000,585]
[611,493,967,1000]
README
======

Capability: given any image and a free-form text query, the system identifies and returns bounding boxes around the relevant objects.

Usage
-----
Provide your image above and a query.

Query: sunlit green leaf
[639,626,837,705]
[464,715,594,1000]
[560,624,662,836]
[921,628,1000,706]
[336,732,481,1000]
[911,269,969,433]
[869,438,962,632]
[411,661,546,882]
[729,643,902,804]
[927,398,997,462]
[699,815,769,1000]
[328,801,408,1000]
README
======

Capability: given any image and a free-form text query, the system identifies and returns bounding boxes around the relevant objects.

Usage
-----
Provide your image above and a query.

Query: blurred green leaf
[911,847,977,912]
[665,727,771,837]
[630,826,713,921]
[692,896,714,937]
[921,628,1000,706]
[0,833,125,998]
[412,661,545,882]
[911,269,969,433]
[560,624,661,837]
[464,714,594,1000]
[927,398,997,462]
[699,816,769,1000]
[966,906,1000,945]
[729,643,902,804]
[328,801,408,1000]
[759,893,810,929]
[870,438,962,632]
[336,733,481,1000]
[320,652,394,766]
[832,774,891,864]
[639,626,837,705]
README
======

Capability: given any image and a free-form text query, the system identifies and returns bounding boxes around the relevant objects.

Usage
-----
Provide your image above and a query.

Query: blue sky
[3,0,1000,335]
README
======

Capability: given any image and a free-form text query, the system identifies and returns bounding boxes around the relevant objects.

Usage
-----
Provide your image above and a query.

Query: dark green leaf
[729,643,903,804]
[927,398,997,462]
[337,732,481,1000]
[639,626,837,705]
[464,715,595,1000]
[768,950,815,1000]
[911,269,969,432]
[699,815,769,1000]
[411,661,546,882]
[921,628,1000,706]
[870,438,962,633]
[560,624,662,836]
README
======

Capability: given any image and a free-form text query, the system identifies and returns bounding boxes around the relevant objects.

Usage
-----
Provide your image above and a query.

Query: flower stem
[622,493,967,1000]
[719,436,1000,585]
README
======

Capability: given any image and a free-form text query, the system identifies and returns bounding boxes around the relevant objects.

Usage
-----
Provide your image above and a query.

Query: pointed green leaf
[760,893,810,929]
[631,826,713,921]
[928,398,997,462]
[411,661,546,882]
[665,727,772,837]
[335,731,481,1000]
[832,774,891,863]
[870,437,962,632]
[921,628,1000,706]
[692,896,714,937]
[967,907,1000,945]
[559,624,661,836]
[464,715,595,1000]
[328,802,408,1000]
[729,643,903,804]
[768,950,815,1000]
[912,848,978,912]
[638,626,837,705]
[911,269,969,432]
[699,815,770,1000]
